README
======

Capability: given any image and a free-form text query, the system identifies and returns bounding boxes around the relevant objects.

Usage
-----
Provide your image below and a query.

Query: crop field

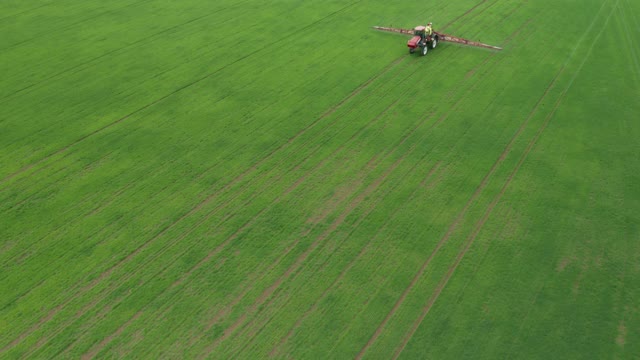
[1,0,639,358]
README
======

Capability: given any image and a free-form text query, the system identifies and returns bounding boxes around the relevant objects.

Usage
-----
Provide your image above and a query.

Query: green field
[1,0,639,358]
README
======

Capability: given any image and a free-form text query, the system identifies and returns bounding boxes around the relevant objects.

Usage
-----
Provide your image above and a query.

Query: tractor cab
[413,26,426,36]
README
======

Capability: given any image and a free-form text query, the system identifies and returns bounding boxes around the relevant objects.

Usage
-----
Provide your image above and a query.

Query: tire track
[391,3,617,357]
[0,2,55,22]
[269,21,533,358]
[0,0,155,52]
[227,37,517,349]
[183,77,419,352]
[353,20,557,359]
[441,0,489,30]
[447,0,502,30]
[2,49,408,355]
[0,42,358,274]
[197,153,407,359]
[267,163,442,358]
[617,1,640,84]
[166,92,404,289]
[231,158,441,358]
[79,311,142,360]
[1,23,376,278]
[0,0,365,186]
[0,5,243,103]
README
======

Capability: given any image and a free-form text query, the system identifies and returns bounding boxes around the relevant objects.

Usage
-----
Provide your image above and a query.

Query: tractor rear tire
[431,38,438,49]
[421,45,428,56]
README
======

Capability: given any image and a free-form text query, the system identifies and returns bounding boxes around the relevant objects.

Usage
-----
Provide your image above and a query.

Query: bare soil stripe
[196,153,406,359]
[391,5,616,356]
[1,53,402,338]
[0,8,229,103]
[198,72,436,350]
[0,2,55,22]
[234,87,462,355]
[0,0,367,186]
[164,64,418,306]
[16,54,412,355]
[41,55,411,356]
[200,111,436,356]
[267,162,442,358]
[220,153,411,359]
[353,21,554,360]
[448,0,502,30]
[80,311,142,360]
[1,0,155,52]
[441,0,488,30]
[232,155,438,357]
[180,65,417,342]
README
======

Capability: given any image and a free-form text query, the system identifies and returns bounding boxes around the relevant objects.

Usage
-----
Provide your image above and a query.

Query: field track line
[169,64,423,332]
[196,152,407,359]
[352,17,567,359]
[79,311,142,360]
[190,96,410,348]
[0,0,365,187]
[231,110,444,357]
[0,222,119,312]
[0,7,234,102]
[448,0,502,29]
[448,207,514,306]
[196,74,445,353]
[167,82,414,290]
[617,2,640,83]
[230,34,528,348]
[2,14,402,278]
[260,21,531,356]
[504,280,546,357]
[6,52,410,356]
[3,6,388,332]
[122,59,417,320]
[231,157,442,357]
[2,150,116,218]
[0,0,155,52]
[202,152,407,358]
[496,0,529,28]
[187,92,416,349]
[1,9,490,352]
[430,16,533,131]
[267,162,442,358]
[8,53,404,354]
[441,0,488,30]
[0,2,56,22]
[390,4,618,357]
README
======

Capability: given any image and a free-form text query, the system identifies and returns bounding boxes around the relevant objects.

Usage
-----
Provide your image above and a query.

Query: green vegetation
[1,0,638,358]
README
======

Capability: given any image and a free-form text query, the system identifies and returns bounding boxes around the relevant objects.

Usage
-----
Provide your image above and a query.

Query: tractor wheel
[431,38,438,49]
[409,48,415,54]
[421,45,428,56]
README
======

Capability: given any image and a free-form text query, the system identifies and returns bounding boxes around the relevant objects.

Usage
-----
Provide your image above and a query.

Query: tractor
[407,26,439,56]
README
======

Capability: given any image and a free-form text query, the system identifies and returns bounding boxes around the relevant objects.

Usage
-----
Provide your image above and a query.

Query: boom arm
[436,32,502,50]
[372,26,502,51]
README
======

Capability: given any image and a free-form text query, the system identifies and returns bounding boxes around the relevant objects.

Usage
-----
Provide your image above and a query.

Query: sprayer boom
[372,26,502,52]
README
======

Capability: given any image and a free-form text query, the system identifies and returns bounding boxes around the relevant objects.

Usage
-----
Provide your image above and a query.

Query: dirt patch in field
[306,179,362,225]
[556,257,571,272]
[81,311,142,360]
[616,321,627,347]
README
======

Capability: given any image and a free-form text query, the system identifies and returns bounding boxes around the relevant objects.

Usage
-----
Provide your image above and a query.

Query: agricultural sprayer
[372,24,502,56]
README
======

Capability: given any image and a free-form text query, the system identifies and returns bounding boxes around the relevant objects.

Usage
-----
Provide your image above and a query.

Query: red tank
[407,36,421,49]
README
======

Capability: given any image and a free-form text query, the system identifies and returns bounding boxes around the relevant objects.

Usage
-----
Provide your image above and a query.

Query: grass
[1,0,639,358]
